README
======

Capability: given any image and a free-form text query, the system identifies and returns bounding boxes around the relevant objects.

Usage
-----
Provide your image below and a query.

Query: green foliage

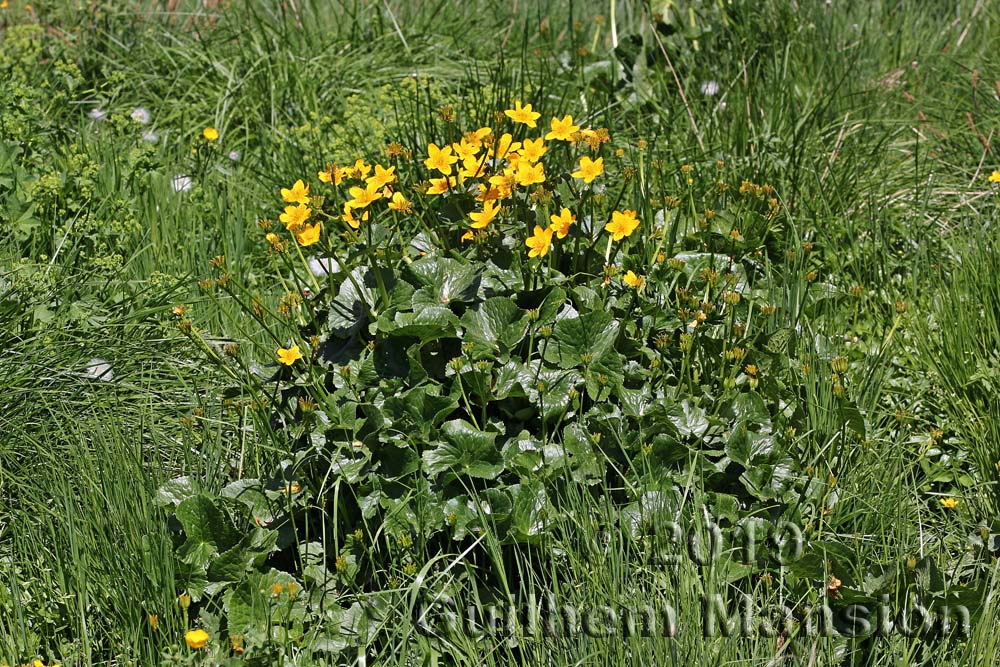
[3,0,1000,665]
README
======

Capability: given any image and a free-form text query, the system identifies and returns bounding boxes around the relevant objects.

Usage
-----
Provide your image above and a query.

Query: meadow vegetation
[2,0,1000,665]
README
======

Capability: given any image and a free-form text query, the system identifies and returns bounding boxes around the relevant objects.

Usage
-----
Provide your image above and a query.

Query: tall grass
[2,0,1000,664]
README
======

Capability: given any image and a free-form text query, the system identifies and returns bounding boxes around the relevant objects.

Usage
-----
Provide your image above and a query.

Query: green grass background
[2,0,1000,664]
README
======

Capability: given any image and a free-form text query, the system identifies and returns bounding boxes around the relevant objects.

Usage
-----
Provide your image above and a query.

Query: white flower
[228,150,241,161]
[130,107,151,124]
[84,358,114,381]
[700,80,720,96]
[142,129,159,143]
[171,175,193,192]
[88,107,107,121]
[308,256,340,278]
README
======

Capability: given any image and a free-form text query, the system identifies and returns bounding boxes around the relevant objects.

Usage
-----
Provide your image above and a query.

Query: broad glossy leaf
[175,494,239,556]
[422,420,503,479]
[461,297,529,358]
[543,310,619,369]
[408,256,481,305]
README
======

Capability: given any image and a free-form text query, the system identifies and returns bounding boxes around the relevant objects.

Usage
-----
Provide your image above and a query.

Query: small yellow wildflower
[990,170,1000,183]
[572,156,604,183]
[342,204,368,230]
[515,161,545,187]
[202,127,219,142]
[283,482,302,494]
[605,209,640,241]
[460,230,475,243]
[452,138,481,161]
[295,222,321,247]
[549,208,575,239]
[464,126,492,147]
[388,191,412,214]
[424,143,458,175]
[459,154,488,179]
[185,628,210,650]
[623,270,645,289]
[279,204,311,231]
[277,345,304,366]
[545,114,580,141]
[366,164,396,189]
[318,165,343,185]
[487,173,516,199]
[520,137,547,163]
[148,613,159,631]
[469,199,501,229]
[178,593,192,609]
[504,100,541,128]
[347,183,381,210]
[427,176,458,195]
[488,133,521,160]
[939,497,959,509]
[280,179,310,204]
[346,158,372,179]
[525,225,554,258]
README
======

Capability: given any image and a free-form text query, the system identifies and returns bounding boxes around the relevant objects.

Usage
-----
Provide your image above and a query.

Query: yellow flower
[366,164,396,190]
[270,583,286,596]
[515,161,545,187]
[342,204,368,230]
[279,204,311,231]
[520,137,547,163]
[347,159,372,180]
[388,191,413,214]
[549,208,575,239]
[283,482,302,494]
[202,127,219,142]
[295,222,321,246]
[990,170,1000,183]
[459,154,488,179]
[525,225,554,258]
[318,165,343,185]
[148,613,159,631]
[605,209,640,241]
[426,176,458,195]
[487,172,517,199]
[277,345,304,365]
[178,593,192,609]
[545,114,580,141]
[460,230,475,243]
[939,497,959,509]
[622,270,645,289]
[469,199,501,229]
[572,156,604,183]
[487,133,521,161]
[452,138,481,161]
[424,143,458,175]
[281,179,310,204]
[185,628,210,650]
[476,183,502,203]
[347,183,380,210]
[504,100,541,128]
[463,126,492,148]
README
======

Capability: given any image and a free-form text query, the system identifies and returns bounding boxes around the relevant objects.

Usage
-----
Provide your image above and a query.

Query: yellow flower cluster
[271,102,638,259]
